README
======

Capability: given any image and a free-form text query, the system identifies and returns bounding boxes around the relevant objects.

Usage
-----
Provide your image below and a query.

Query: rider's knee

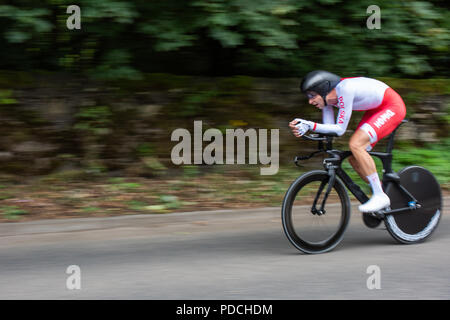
[349,139,363,152]
[349,132,370,152]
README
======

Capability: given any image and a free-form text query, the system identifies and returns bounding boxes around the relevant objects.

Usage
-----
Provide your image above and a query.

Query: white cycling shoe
[359,193,391,213]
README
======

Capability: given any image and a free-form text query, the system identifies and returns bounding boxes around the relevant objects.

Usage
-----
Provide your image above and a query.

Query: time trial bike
[281,120,442,254]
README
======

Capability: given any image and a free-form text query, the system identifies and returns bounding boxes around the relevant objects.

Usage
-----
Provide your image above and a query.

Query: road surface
[0,199,448,299]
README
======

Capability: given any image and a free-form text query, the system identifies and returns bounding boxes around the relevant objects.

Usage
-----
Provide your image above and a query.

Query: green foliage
[183,165,200,178]
[126,200,148,211]
[109,181,143,192]
[159,195,181,209]
[142,157,167,173]
[0,192,14,200]
[393,138,450,184]
[74,105,113,135]
[0,90,17,105]
[143,195,182,213]
[89,50,142,81]
[136,143,155,157]
[180,90,219,117]
[0,5,52,43]
[0,206,28,220]
[81,206,101,213]
[0,0,448,78]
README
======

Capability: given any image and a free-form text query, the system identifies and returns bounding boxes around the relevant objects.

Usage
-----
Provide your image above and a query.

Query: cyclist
[289,70,406,213]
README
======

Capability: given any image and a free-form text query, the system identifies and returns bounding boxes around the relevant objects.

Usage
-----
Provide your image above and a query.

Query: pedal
[371,206,390,219]
[362,212,382,229]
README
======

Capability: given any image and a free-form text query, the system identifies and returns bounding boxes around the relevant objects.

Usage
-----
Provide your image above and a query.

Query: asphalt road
[0,199,448,300]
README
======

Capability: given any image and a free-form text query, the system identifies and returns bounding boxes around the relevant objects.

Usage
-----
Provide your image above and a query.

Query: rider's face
[306,91,325,109]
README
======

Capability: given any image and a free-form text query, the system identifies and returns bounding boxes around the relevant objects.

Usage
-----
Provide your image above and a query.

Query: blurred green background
[1,0,449,77]
[0,0,448,220]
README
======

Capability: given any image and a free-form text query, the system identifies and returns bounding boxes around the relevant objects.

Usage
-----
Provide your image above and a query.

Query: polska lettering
[338,97,345,124]
[373,110,395,128]
[338,109,345,124]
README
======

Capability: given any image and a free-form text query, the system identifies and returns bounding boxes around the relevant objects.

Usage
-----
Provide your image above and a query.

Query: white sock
[367,172,383,196]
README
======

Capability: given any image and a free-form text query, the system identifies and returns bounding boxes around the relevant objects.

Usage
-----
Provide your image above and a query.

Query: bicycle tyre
[281,170,351,254]
[384,166,442,244]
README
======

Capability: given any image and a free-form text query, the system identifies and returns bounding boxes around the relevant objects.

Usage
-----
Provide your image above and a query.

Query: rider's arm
[322,106,335,124]
[310,86,354,136]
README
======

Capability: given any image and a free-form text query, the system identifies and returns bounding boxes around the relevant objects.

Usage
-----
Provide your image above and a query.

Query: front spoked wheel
[282,170,351,254]
[385,166,442,244]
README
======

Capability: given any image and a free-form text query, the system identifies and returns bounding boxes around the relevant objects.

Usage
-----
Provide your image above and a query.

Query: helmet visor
[305,91,318,100]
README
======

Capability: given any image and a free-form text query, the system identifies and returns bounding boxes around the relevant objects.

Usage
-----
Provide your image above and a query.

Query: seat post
[385,130,397,154]
[385,119,408,154]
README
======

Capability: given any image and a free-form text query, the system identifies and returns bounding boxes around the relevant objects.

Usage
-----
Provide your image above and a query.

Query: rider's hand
[296,123,310,136]
[289,118,314,137]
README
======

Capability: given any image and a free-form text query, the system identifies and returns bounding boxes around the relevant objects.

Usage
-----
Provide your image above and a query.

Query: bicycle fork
[311,169,336,216]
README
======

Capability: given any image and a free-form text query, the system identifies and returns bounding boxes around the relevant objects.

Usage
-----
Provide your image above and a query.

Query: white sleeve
[311,87,353,136]
[322,106,335,124]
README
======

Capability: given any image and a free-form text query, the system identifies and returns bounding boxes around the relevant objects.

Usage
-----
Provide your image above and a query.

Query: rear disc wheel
[384,166,441,244]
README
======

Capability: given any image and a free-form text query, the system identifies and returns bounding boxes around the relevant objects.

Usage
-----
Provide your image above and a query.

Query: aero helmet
[300,70,341,103]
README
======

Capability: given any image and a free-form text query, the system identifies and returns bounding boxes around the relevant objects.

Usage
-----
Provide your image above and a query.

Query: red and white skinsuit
[310,77,406,150]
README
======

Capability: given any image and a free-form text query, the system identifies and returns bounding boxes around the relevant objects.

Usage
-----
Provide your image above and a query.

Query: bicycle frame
[297,120,420,219]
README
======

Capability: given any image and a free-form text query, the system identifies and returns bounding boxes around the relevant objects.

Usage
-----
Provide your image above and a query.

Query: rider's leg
[349,130,390,212]
[348,155,368,183]
[349,129,376,177]
[351,88,406,212]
